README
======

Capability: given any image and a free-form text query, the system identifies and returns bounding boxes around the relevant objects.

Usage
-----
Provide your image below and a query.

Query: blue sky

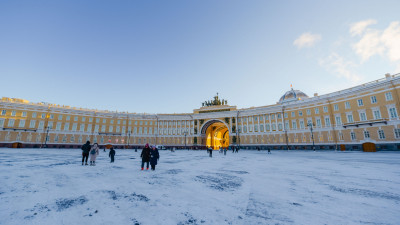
[1,0,399,113]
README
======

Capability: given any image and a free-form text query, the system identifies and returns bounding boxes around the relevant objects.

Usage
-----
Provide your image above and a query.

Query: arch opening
[201,120,229,150]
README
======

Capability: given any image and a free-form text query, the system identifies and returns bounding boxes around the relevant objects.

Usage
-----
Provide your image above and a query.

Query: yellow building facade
[1,73,400,151]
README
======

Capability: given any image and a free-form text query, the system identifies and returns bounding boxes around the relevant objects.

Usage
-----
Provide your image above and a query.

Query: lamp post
[183,130,188,150]
[44,126,51,148]
[127,131,131,149]
[307,122,316,151]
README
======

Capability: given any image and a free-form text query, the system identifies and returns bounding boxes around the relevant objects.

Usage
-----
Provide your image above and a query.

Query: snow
[0,149,399,225]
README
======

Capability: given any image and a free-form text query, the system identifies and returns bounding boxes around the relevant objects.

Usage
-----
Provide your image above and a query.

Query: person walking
[109,147,116,163]
[268,148,271,154]
[224,148,227,155]
[89,143,100,166]
[150,145,160,170]
[208,147,213,157]
[140,143,151,170]
[81,141,91,165]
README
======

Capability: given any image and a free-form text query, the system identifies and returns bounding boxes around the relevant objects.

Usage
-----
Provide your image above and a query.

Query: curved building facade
[1,73,400,151]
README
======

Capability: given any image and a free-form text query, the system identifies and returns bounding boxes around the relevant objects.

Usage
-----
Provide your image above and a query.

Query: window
[298,111,303,116]
[260,124,264,132]
[284,113,288,118]
[323,106,328,113]
[116,126,120,132]
[89,118,93,122]
[140,121,143,125]
[385,92,393,101]
[278,124,282,130]
[22,112,27,117]
[29,120,36,128]
[370,96,377,104]
[80,124,85,132]
[350,132,356,140]
[87,124,92,132]
[316,119,321,128]
[56,122,61,131]
[292,121,297,130]
[83,117,86,122]
[111,120,114,124]
[360,112,367,121]
[64,123,69,131]
[389,107,398,119]
[109,126,113,132]
[347,114,354,123]
[277,114,281,119]
[334,104,339,111]
[66,115,70,121]
[299,121,304,129]
[19,120,25,127]
[394,128,400,139]
[38,121,44,129]
[1,110,6,115]
[8,119,15,127]
[74,116,78,121]
[50,114,54,119]
[364,130,370,139]
[335,116,342,126]
[265,115,269,120]
[0,119,4,128]
[345,102,351,109]
[357,99,364,106]
[271,124,276,131]
[266,124,270,131]
[11,110,16,116]
[58,115,63,120]
[101,125,106,132]
[378,130,385,139]
[124,120,127,125]
[291,112,295,117]
[325,117,331,127]
[373,109,381,119]
[306,109,311,115]
[72,123,77,131]
[271,114,275,120]
[117,120,121,124]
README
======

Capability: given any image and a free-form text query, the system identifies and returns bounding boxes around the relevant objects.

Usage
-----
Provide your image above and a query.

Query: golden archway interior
[205,122,229,150]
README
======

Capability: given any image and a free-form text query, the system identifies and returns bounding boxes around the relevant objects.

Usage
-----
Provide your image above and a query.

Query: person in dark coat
[81,141,91,165]
[208,147,213,157]
[109,147,116,163]
[140,143,151,170]
[150,145,160,170]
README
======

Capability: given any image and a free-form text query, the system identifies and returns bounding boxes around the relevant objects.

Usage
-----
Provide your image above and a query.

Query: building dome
[279,88,308,103]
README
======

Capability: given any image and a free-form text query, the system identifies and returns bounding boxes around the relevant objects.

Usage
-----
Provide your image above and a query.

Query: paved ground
[0,149,399,225]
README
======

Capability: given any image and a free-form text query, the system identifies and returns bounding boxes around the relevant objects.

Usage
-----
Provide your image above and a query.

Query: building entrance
[201,120,229,150]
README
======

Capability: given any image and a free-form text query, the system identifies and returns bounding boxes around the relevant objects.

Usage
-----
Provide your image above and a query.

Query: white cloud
[381,22,400,62]
[350,19,377,36]
[319,53,362,83]
[293,32,321,49]
[353,29,385,62]
[352,20,400,64]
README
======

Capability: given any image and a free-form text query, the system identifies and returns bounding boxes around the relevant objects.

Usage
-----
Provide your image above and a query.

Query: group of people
[81,141,116,166]
[140,143,160,170]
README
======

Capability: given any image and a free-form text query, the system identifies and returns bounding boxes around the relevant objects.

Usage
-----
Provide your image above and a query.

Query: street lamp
[183,130,188,150]
[44,126,51,148]
[307,122,316,151]
[127,131,131,149]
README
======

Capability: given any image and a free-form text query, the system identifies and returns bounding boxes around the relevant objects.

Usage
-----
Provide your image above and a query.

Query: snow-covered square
[0,149,399,225]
